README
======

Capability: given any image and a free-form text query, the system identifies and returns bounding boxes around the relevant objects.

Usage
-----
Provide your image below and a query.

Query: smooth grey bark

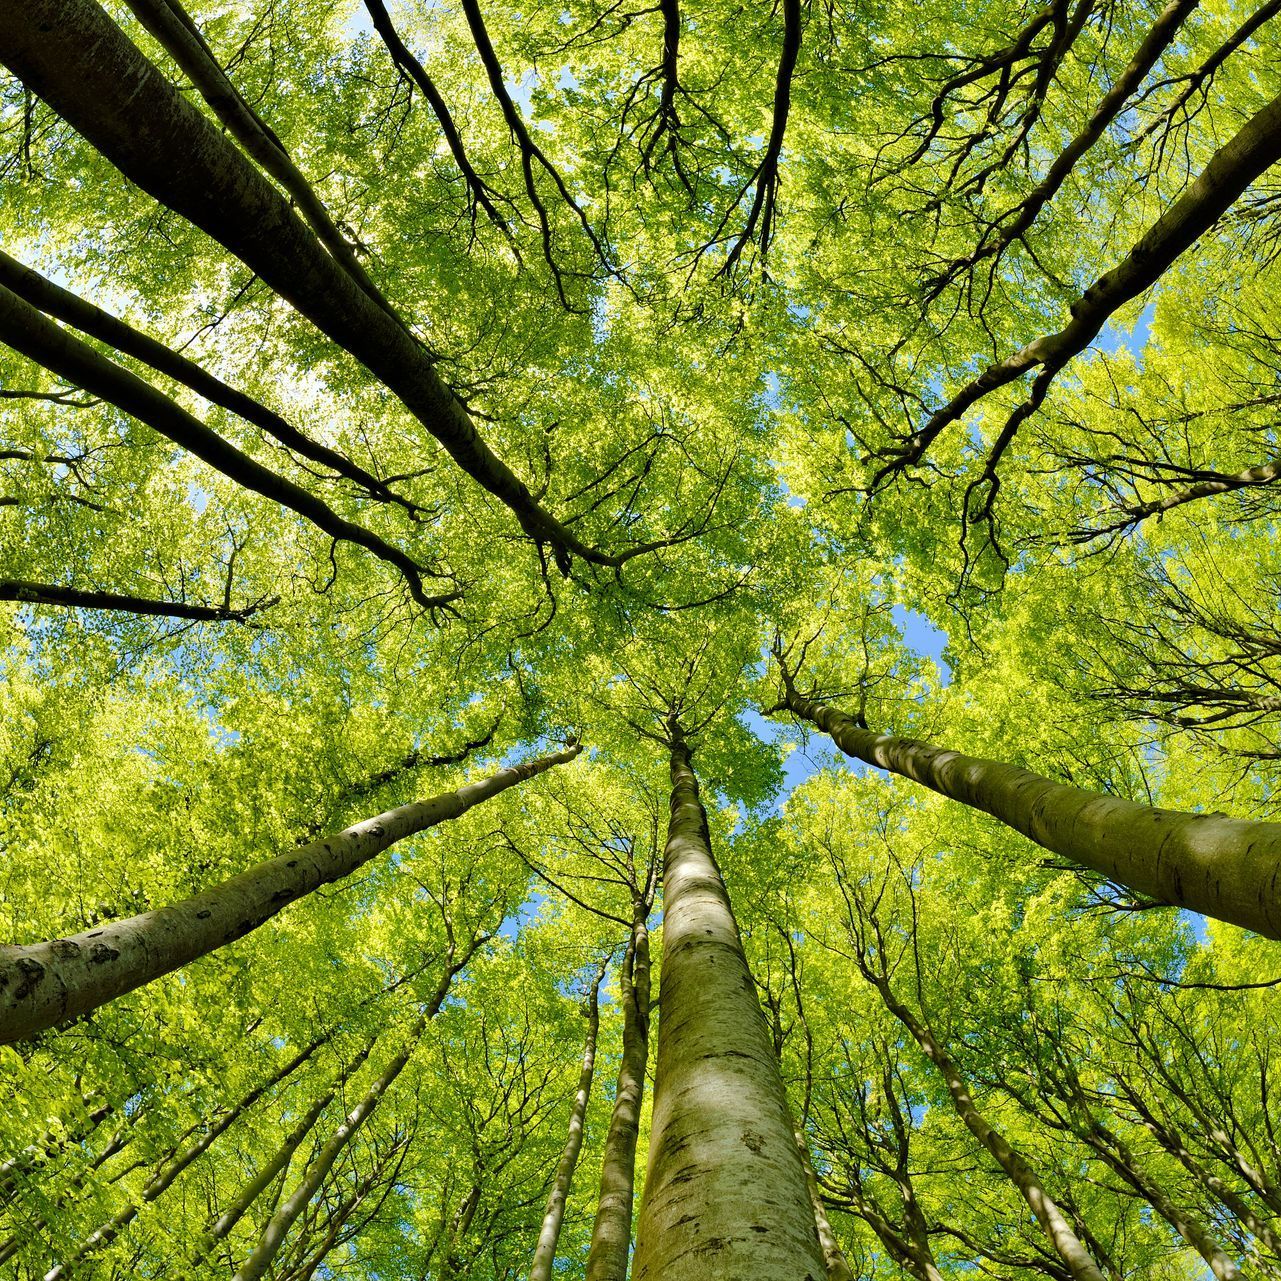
[778,686,1281,938]
[194,1040,378,1258]
[585,894,654,1281]
[1085,1120,1241,1280]
[0,1099,112,1203]
[0,1125,126,1266]
[41,1036,333,1280]
[796,1135,857,1281]
[0,745,579,1044]
[275,1142,401,1281]
[1119,1081,1281,1258]
[228,928,477,1280]
[0,282,455,611]
[630,729,826,1280]
[529,960,606,1281]
[0,0,610,567]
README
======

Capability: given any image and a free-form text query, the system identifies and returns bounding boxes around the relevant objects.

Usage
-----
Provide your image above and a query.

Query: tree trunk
[275,1142,401,1281]
[1087,1123,1240,1281]
[121,0,393,313]
[796,1133,857,1281]
[441,1181,483,1280]
[0,1127,130,1266]
[194,1041,378,1258]
[585,903,653,1281]
[630,729,826,1280]
[41,1034,334,1278]
[779,688,1281,938]
[0,0,601,565]
[232,1026,424,1281]
[0,745,578,1044]
[1121,1084,1281,1259]
[529,960,606,1281]
[871,984,1106,1281]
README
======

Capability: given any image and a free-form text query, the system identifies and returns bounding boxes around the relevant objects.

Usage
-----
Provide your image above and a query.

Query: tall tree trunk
[869,981,1106,1281]
[585,897,653,1281]
[1121,1083,1281,1258]
[194,1041,378,1259]
[776,686,1281,938]
[529,959,606,1281]
[232,1027,423,1281]
[442,1181,483,1280]
[41,1035,334,1279]
[1083,1121,1241,1280]
[796,1133,857,1281]
[0,1127,130,1266]
[231,934,476,1281]
[276,1141,403,1281]
[0,0,602,565]
[630,728,825,1280]
[120,0,393,313]
[0,745,578,1044]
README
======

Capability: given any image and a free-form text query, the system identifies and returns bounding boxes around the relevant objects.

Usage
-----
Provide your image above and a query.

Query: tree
[1,0,1280,1274]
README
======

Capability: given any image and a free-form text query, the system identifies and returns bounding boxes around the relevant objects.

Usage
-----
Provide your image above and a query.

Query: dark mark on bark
[13,957,45,1000]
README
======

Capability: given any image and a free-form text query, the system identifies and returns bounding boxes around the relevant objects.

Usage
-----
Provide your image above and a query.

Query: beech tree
[2,0,1280,1275]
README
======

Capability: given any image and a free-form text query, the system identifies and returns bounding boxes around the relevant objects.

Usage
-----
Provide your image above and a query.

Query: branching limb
[123,0,398,317]
[1131,0,1281,150]
[458,0,615,297]
[361,0,516,236]
[721,0,802,273]
[0,282,461,614]
[1069,450,1281,544]
[870,88,1281,488]
[924,0,1200,297]
[0,248,427,518]
[0,579,276,622]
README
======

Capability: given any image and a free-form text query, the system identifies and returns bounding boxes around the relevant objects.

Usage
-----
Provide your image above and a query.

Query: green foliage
[1,0,1280,1274]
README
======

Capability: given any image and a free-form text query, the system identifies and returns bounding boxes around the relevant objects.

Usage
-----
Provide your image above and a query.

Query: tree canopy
[1,0,1280,1276]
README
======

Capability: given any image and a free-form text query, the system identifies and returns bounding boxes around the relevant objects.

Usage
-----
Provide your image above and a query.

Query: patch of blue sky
[1096,297,1156,361]
[892,604,950,685]
[498,890,546,940]
[738,599,951,815]
[508,69,538,115]
[741,707,846,814]
[341,3,375,38]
